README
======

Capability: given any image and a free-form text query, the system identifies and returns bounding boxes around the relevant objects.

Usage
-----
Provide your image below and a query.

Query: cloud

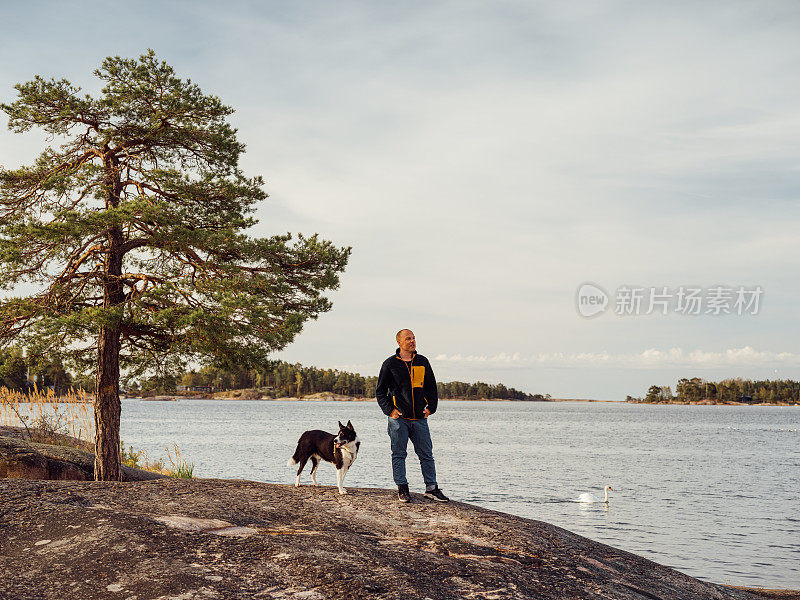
[434,346,800,369]
[3,1,800,398]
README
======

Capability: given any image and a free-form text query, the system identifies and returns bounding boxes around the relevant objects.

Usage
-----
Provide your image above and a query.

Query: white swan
[577,485,613,503]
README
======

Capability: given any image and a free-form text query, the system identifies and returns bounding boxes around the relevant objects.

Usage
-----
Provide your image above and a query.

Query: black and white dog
[287,420,360,494]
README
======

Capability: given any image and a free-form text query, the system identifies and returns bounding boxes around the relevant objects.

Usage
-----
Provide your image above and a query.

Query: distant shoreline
[548,398,617,403]
[227,395,554,403]
[9,394,797,406]
[122,394,562,403]
[625,399,798,407]
[118,394,799,406]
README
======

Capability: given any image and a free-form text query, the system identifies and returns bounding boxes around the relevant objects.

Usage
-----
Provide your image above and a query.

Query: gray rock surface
[0,478,764,600]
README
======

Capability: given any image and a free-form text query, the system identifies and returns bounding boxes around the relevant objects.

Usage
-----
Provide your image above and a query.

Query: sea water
[120,399,800,588]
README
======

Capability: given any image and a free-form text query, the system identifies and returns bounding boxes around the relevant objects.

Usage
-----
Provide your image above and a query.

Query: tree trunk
[94,236,124,479]
[94,323,122,481]
[94,150,126,481]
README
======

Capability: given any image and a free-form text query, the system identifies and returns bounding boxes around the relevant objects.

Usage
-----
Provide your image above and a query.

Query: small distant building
[739,395,755,403]
[177,385,214,392]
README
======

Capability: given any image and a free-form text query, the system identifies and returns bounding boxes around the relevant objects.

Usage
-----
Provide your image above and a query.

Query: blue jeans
[388,416,437,489]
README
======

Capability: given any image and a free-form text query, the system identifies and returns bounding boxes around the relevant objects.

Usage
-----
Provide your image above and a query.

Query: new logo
[576,283,609,317]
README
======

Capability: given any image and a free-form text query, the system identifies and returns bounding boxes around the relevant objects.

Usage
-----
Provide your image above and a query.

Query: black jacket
[376,350,438,419]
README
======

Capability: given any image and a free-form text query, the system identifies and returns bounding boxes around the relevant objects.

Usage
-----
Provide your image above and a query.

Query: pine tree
[0,51,350,480]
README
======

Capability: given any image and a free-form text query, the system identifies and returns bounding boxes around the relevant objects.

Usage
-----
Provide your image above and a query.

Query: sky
[1,1,799,399]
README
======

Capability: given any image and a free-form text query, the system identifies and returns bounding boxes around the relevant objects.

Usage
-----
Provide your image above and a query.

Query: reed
[121,442,194,478]
[166,443,195,479]
[1,387,194,478]
[121,442,166,474]
[0,386,93,449]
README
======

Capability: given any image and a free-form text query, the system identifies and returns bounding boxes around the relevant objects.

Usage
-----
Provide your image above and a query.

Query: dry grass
[166,443,194,478]
[121,442,165,473]
[0,387,193,478]
[0,386,93,449]
[121,442,194,478]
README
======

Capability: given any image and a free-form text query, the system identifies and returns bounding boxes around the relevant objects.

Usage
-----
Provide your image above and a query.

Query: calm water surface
[119,399,799,588]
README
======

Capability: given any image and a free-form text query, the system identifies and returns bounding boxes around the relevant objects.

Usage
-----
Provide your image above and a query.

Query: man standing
[376,329,449,503]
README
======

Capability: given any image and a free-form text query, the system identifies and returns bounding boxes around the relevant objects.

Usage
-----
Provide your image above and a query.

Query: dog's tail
[287,445,300,466]
[287,437,304,467]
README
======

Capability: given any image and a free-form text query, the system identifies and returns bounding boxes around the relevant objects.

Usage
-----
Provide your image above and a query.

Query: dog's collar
[338,445,355,457]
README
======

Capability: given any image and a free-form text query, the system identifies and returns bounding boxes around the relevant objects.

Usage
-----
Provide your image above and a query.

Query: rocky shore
[0,431,166,482]
[2,433,796,599]
[0,476,784,600]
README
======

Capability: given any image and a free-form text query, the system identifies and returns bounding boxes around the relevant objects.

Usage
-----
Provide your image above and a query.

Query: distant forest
[156,361,547,401]
[0,349,545,400]
[0,348,75,393]
[629,377,800,404]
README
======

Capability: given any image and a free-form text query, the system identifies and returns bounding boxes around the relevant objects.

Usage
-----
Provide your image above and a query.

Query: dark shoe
[398,484,411,503]
[424,487,450,502]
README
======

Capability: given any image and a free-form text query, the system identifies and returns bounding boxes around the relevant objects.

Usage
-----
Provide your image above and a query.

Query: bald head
[396,329,416,356]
